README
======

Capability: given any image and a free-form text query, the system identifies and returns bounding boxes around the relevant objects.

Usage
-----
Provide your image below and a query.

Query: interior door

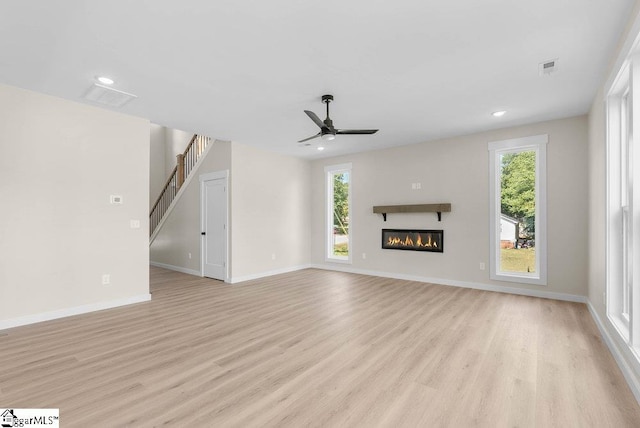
[202,177,226,280]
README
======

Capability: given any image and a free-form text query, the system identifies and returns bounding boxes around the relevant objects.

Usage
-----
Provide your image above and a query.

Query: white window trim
[606,59,634,342]
[325,163,352,264]
[488,134,548,285]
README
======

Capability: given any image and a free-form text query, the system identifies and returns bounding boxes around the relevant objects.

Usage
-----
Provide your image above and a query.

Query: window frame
[325,163,353,264]
[606,61,635,341]
[488,134,548,285]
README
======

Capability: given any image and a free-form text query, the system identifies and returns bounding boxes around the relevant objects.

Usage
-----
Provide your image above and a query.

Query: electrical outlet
[188,253,192,259]
[110,195,123,204]
[416,182,422,189]
[479,262,485,271]
[102,274,110,285]
[272,253,276,260]
[130,219,140,229]
[362,253,367,259]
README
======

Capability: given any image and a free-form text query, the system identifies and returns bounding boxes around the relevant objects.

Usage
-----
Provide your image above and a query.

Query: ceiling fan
[298,95,378,143]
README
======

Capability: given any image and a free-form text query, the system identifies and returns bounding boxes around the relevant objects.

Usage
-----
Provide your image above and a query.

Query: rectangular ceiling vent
[539,58,558,76]
[83,83,137,108]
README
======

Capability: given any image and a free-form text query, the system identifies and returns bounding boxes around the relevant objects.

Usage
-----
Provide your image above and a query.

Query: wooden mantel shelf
[372,203,451,222]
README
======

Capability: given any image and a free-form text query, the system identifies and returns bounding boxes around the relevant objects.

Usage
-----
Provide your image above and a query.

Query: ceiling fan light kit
[298,94,378,143]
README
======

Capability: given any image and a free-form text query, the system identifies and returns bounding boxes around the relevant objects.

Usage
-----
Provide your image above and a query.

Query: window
[325,163,352,262]
[488,135,547,285]
[621,89,632,323]
[607,62,635,341]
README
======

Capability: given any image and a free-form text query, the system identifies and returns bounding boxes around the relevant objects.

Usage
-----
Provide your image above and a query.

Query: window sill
[325,257,352,265]
[491,271,547,286]
[609,313,630,343]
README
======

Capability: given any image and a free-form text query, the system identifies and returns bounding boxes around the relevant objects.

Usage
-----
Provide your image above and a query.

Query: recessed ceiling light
[492,110,506,117]
[97,76,114,85]
[317,146,325,151]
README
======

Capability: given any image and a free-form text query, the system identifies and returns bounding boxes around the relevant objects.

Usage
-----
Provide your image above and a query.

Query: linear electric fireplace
[382,229,443,253]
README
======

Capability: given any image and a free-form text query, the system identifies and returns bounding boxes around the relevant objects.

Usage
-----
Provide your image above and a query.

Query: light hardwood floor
[1,267,639,427]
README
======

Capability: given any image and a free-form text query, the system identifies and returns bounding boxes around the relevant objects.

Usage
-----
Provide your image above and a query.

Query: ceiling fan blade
[298,132,321,143]
[336,129,379,135]
[304,110,325,129]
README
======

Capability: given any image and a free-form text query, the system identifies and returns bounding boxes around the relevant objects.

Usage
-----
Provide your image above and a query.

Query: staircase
[150,134,212,237]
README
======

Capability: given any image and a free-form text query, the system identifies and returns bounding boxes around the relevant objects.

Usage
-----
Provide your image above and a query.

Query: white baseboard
[587,302,640,404]
[153,260,586,302]
[228,264,312,284]
[0,294,151,331]
[309,264,587,303]
[150,261,201,277]
[150,261,311,284]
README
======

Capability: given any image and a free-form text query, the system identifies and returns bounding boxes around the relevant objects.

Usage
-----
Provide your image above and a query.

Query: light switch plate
[110,195,123,204]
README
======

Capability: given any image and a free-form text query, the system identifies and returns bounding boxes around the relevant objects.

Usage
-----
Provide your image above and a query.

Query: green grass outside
[500,247,536,273]
[334,242,349,256]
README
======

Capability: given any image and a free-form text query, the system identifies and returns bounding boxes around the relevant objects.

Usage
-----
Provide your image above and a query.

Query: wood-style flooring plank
[0,266,639,427]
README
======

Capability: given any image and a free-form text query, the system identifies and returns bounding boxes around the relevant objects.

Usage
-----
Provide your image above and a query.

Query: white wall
[230,143,311,280]
[0,84,150,325]
[311,116,588,298]
[149,124,194,209]
[150,141,232,273]
[150,141,311,281]
[588,90,607,316]
[149,123,167,208]
[164,127,193,178]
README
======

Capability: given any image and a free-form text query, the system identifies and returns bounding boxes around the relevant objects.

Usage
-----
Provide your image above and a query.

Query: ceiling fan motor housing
[323,118,334,129]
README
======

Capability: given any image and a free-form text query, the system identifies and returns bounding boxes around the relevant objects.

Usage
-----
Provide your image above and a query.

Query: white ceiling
[0,1,633,159]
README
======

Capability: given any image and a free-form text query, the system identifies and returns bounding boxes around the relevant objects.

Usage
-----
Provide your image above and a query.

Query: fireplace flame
[383,229,443,252]
[387,233,438,248]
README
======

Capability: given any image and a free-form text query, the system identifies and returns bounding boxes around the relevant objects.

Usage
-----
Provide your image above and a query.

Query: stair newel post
[176,154,185,189]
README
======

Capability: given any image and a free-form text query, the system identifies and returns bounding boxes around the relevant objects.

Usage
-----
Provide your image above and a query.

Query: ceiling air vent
[539,58,558,76]
[83,83,137,108]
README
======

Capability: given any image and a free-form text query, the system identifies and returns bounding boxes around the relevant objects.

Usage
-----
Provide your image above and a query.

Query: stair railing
[150,134,212,236]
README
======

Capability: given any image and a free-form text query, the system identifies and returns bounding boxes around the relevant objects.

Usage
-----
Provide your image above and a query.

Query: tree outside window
[500,151,536,273]
[326,163,352,262]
